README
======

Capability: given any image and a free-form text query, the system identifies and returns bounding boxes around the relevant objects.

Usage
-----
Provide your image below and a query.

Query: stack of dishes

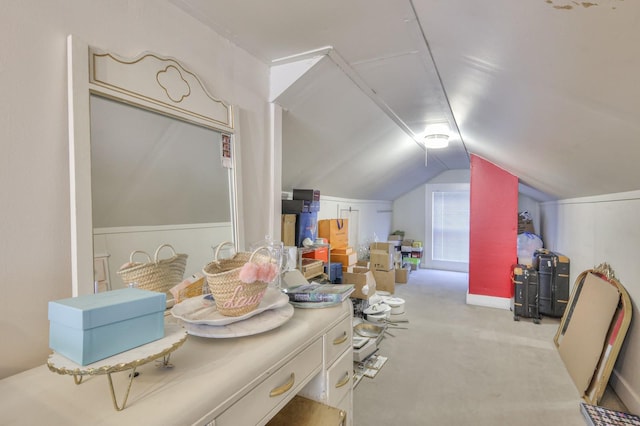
[170,288,293,338]
[363,303,392,323]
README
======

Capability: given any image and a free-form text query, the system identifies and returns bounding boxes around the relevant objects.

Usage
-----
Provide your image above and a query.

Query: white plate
[170,287,289,326]
[181,303,294,338]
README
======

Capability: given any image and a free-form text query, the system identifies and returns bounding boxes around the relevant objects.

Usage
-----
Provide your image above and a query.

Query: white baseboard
[466,292,511,310]
[610,369,640,414]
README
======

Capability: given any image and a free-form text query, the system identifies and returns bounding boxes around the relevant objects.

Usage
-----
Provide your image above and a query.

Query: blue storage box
[48,288,166,365]
[295,211,318,247]
[325,262,343,284]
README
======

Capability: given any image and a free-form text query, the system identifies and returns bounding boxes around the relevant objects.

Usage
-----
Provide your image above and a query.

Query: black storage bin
[293,189,320,201]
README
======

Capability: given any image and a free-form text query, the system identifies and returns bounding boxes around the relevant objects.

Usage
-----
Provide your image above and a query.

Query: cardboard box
[300,258,324,279]
[281,214,296,247]
[370,242,394,254]
[318,219,349,248]
[395,267,409,284]
[372,269,395,294]
[48,288,165,365]
[341,264,357,272]
[387,240,401,248]
[342,267,376,300]
[356,260,370,268]
[330,246,353,255]
[370,249,394,271]
[331,251,357,269]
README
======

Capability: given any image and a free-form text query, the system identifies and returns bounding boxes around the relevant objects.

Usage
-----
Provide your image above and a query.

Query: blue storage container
[325,262,343,284]
[48,288,165,365]
[295,211,318,247]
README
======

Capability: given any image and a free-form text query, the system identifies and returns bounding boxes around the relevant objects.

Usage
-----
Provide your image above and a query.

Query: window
[432,191,470,262]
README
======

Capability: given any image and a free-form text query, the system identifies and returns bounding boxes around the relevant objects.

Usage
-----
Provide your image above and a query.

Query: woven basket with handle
[203,242,274,317]
[117,244,188,295]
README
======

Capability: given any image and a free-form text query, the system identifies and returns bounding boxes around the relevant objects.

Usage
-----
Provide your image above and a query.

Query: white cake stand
[46,324,187,411]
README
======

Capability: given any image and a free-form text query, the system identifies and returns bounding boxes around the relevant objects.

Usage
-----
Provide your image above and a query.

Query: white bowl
[363,303,391,321]
[383,297,405,315]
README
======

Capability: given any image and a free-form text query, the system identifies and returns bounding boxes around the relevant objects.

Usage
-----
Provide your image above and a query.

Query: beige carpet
[352,268,624,426]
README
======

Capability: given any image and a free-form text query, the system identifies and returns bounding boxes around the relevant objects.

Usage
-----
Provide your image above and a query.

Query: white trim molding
[466,292,511,310]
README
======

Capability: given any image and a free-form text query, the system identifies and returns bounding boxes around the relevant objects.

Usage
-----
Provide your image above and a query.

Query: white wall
[540,190,640,413]
[0,1,271,378]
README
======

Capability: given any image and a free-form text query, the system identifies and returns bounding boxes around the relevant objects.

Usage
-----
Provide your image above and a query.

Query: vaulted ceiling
[171,0,640,202]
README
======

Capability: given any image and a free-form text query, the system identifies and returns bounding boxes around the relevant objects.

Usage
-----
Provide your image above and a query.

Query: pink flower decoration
[239,262,259,283]
[261,263,278,283]
[266,264,278,282]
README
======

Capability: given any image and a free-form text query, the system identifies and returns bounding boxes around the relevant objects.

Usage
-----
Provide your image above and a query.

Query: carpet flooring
[352,268,625,426]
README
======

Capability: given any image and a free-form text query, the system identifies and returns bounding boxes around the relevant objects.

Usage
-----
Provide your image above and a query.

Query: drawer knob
[333,332,348,346]
[335,371,350,389]
[269,373,295,397]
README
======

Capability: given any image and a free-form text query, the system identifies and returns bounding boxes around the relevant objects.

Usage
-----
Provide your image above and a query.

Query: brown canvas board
[558,272,620,395]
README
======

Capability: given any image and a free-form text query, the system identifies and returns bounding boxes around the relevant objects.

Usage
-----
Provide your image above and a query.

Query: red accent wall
[468,155,518,298]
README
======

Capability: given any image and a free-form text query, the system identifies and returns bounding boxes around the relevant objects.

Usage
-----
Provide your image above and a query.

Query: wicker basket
[203,242,274,317]
[117,244,188,295]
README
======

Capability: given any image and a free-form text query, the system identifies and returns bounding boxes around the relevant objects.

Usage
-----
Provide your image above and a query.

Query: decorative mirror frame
[554,262,632,405]
[67,35,243,296]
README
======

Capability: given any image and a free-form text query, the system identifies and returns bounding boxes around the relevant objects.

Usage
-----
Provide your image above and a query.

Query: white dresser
[0,300,353,425]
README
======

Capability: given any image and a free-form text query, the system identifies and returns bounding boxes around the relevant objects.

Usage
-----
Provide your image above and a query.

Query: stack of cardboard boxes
[318,219,354,270]
[385,234,411,283]
[369,242,396,294]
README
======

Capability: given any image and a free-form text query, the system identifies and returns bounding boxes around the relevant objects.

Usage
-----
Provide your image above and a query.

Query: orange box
[302,246,329,263]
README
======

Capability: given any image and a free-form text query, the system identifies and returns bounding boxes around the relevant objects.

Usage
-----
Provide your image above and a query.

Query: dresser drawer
[325,347,353,407]
[215,338,323,426]
[325,315,352,368]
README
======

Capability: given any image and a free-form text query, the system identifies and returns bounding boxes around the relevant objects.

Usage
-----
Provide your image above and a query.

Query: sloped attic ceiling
[272,51,469,200]
[171,0,640,202]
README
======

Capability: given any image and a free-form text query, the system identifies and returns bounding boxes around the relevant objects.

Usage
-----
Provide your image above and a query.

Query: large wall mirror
[68,35,242,296]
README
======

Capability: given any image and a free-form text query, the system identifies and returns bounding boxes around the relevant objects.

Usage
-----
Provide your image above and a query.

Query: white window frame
[425,183,470,272]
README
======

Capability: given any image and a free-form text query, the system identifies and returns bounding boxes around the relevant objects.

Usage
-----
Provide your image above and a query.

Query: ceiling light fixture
[423,133,449,149]
[422,123,450,149]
